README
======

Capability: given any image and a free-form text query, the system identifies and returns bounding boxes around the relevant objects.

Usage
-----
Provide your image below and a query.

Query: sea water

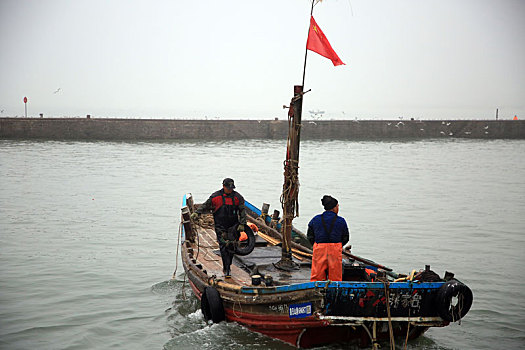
[1,139,524,349]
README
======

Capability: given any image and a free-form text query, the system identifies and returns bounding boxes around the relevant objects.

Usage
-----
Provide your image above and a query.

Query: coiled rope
[279,94,301,219]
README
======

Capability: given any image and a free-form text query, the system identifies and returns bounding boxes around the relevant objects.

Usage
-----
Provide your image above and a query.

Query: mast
[276,0,315,270]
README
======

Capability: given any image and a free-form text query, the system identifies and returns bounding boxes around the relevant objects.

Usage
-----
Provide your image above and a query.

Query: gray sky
[1,0,524,120]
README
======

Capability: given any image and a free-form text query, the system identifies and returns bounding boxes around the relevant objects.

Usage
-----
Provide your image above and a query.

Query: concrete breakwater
[1,117,523,140]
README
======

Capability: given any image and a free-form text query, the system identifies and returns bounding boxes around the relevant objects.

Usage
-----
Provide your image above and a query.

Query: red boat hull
[189,279,428,348]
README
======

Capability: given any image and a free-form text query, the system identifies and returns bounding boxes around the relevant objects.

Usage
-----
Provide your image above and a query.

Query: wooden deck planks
[192,225,252,286]
[191,222,314,286]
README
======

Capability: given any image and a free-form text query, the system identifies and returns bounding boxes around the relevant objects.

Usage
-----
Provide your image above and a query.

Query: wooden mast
[276,0,316,270]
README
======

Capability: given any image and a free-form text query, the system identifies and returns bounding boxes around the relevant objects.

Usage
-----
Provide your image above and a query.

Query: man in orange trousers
[307,195,350,281]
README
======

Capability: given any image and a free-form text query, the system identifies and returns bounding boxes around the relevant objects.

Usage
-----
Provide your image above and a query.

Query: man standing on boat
[307,195,349,281]
[190,178,247,278]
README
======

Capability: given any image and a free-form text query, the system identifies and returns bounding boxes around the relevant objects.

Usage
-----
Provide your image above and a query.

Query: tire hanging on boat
[234,225,256,256]
[435,279,473,322]
[200,287,225,323]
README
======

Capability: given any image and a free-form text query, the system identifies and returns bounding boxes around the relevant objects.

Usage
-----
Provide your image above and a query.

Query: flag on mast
[306,16,345,66]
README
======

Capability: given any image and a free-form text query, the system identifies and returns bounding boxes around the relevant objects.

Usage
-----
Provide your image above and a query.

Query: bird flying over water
[53,88,61,94]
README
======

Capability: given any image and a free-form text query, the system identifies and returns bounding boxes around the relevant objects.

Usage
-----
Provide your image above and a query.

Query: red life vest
[209,190,242,228]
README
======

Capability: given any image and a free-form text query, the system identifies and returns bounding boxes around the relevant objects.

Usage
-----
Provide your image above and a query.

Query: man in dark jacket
[307,195,349,281]
[191,178,247,278]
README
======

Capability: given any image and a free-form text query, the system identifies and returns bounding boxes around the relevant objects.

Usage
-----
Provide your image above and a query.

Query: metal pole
[301,0,316,89]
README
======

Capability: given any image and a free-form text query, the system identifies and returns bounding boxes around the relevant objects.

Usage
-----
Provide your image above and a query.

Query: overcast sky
[1,0,524,120]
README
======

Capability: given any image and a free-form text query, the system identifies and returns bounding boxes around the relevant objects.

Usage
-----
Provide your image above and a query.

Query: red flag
[306,16,345,66]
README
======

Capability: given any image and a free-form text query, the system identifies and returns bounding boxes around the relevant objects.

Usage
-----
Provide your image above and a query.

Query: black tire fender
[200,287,225,323]
[234,225,255,256]
[435,279,473,322]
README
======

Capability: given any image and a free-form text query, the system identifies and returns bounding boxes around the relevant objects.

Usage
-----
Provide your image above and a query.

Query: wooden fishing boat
[179,195,472,348]
[176,1,472,348]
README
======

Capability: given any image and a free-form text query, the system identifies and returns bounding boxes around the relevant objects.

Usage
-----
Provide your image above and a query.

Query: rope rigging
[279,89,310,221]
[280,94,302,220]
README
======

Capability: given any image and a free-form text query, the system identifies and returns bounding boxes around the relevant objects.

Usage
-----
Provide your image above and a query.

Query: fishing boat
[176,1,472,348]
[178,195,472,348]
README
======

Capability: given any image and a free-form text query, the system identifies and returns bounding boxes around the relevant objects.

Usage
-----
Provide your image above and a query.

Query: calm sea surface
[0,139,524,350]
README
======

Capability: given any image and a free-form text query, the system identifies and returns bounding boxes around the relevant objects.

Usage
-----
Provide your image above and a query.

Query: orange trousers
[310,242,343,281]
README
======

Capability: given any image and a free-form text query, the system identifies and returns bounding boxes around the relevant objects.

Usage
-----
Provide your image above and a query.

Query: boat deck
[190,217,313,286]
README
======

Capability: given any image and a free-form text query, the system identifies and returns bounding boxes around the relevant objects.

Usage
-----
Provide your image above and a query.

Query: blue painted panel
[331,281,444,289]
[289,302,313,318]
[244,200,294,233]
[244,200,261,216]
[240,281,444,294]
[181,194,187,240]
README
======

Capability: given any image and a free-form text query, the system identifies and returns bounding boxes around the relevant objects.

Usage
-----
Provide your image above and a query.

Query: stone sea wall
[0,118,523,140]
